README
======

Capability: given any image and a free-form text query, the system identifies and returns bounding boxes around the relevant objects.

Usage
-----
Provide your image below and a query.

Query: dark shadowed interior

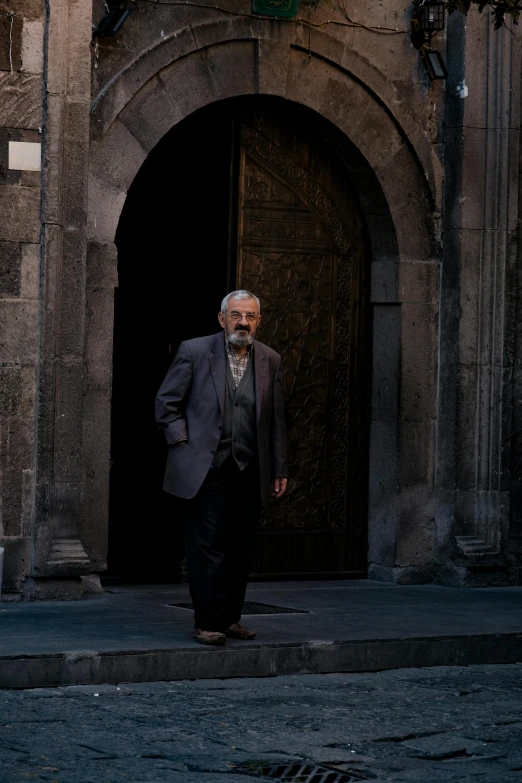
[109,104,232,580]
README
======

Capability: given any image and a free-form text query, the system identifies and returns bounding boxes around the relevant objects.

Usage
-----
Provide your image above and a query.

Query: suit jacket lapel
[254,341,269,422]
[209,332,226,418]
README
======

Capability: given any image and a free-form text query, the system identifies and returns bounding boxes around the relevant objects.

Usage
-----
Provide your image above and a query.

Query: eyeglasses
[224,311,259,322]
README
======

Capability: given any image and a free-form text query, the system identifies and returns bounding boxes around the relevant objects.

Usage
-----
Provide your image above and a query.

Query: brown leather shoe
[193,629,227,645]
[224,623,256,640]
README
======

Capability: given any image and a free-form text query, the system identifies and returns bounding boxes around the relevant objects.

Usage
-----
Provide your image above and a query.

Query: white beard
[228,330,254,347]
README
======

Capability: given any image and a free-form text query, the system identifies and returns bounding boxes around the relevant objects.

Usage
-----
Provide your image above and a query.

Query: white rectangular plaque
[8,141,41,172]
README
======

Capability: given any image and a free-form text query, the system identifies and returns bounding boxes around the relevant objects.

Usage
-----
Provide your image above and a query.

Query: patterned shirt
[225,336,253,387]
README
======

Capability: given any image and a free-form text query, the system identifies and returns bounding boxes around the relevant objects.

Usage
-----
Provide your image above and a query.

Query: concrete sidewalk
[1,580,521,689]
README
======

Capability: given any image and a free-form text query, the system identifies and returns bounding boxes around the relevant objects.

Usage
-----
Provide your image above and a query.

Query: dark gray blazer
[155,332,288,507]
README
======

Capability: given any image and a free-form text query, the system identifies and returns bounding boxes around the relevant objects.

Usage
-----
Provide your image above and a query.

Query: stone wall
[0,0,44,594]
[0,0,521,597]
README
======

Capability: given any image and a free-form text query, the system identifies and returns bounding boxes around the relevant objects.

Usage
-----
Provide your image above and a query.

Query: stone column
[32,0,93,583]
[437,10,521,585]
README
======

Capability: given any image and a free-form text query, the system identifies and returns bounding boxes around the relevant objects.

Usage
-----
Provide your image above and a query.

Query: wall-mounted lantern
[411,0,447,80]
[421,48,448,80]
[417,0,446,43]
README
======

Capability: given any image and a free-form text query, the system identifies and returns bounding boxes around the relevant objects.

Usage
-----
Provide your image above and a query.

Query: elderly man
[156,290,288,645]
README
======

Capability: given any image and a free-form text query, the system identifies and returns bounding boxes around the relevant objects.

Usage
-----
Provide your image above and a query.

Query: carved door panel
[236,107,370,576]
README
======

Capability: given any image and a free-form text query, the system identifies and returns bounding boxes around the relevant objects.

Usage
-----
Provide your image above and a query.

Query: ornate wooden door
[235,106,370,577]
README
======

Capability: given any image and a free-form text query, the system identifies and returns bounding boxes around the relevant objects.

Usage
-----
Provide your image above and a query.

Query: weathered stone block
[400,302,438,423]
[396,486,435,566]
[398,260,439,305]
[400,420,435,488]
[206,41,256,100]
[0,241,21,297]
[84,288,114,390]
[0,366,21,417]
[285,49,331,117]
[0,71,42,128]
[0,184,40,242]
[158,49,217,126]
[367,419,398,567]
[0,537,30,594]
[80,573,104,593]
[118,75,182,153]
[257,40,290,96]
[62,0,92,102]
[53,362,84,481]
[80,387,111,569]
[0,300,39,362]
[20,242,40,299]
[376,148,434,261]
[23,577,84,601]
[90,120,148,193]
[121,23,197,101]
[62,100,90,228]
[59,228,87,356]
[86,241,118,290]
[42,93,65,226]
[87,174,126,243]
[348,98,405,176]
[21,18,44,74]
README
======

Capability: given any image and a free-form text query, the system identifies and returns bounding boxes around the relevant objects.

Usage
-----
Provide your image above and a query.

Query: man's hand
[272,477,288,498]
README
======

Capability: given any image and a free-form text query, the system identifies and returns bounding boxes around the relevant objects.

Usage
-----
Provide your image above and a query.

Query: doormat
[169,601,309,615]
[232,761,375,781]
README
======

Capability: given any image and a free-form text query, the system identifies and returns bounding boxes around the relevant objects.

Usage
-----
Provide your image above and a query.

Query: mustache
[234,324,250,332]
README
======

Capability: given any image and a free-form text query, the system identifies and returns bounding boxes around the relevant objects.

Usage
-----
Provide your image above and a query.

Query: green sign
[252,0,299,18]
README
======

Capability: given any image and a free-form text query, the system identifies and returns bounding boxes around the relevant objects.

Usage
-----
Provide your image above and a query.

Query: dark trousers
[181,457,261,631]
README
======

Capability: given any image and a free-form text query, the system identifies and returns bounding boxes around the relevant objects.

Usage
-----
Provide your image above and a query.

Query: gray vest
[213,354,257,470]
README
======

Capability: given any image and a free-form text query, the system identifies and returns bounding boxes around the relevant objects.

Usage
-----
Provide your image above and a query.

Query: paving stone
[0,664,521,782]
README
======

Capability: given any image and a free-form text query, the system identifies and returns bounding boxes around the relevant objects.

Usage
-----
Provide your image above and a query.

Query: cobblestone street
[1,664,521,782]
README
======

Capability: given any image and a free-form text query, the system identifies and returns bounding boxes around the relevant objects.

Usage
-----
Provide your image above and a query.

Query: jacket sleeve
[155,341,193,445]
[271,357,289,478]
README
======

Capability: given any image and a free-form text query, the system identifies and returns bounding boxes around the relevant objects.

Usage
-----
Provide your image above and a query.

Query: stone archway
[76,21,440,580]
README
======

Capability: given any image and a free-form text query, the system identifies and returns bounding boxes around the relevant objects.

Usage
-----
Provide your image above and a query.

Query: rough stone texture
[21,18,44,74]
[0,537,30,592]
[0,300,39,363]
[19,242,39,299]
[1,665,522,782]
[23,577,84,601]
[0,367,21,418]
[0,241,21,297]
[0,185,40,243]
[0,71,42,128]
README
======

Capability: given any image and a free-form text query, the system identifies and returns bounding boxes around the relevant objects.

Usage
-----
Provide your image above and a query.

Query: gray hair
[221,289,261,314]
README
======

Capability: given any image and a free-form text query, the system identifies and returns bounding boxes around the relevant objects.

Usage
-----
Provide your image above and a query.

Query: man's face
[218,296,261,347]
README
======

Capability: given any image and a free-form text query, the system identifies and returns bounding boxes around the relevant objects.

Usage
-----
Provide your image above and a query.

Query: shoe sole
[193,636,227,646]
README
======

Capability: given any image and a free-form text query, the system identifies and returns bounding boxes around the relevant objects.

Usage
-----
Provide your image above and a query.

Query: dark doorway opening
[108,105,233,580]
[108,97,371,582]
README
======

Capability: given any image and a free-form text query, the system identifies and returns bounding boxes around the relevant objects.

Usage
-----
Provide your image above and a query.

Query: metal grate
[234,761,373,782]
[169,601,309,615]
